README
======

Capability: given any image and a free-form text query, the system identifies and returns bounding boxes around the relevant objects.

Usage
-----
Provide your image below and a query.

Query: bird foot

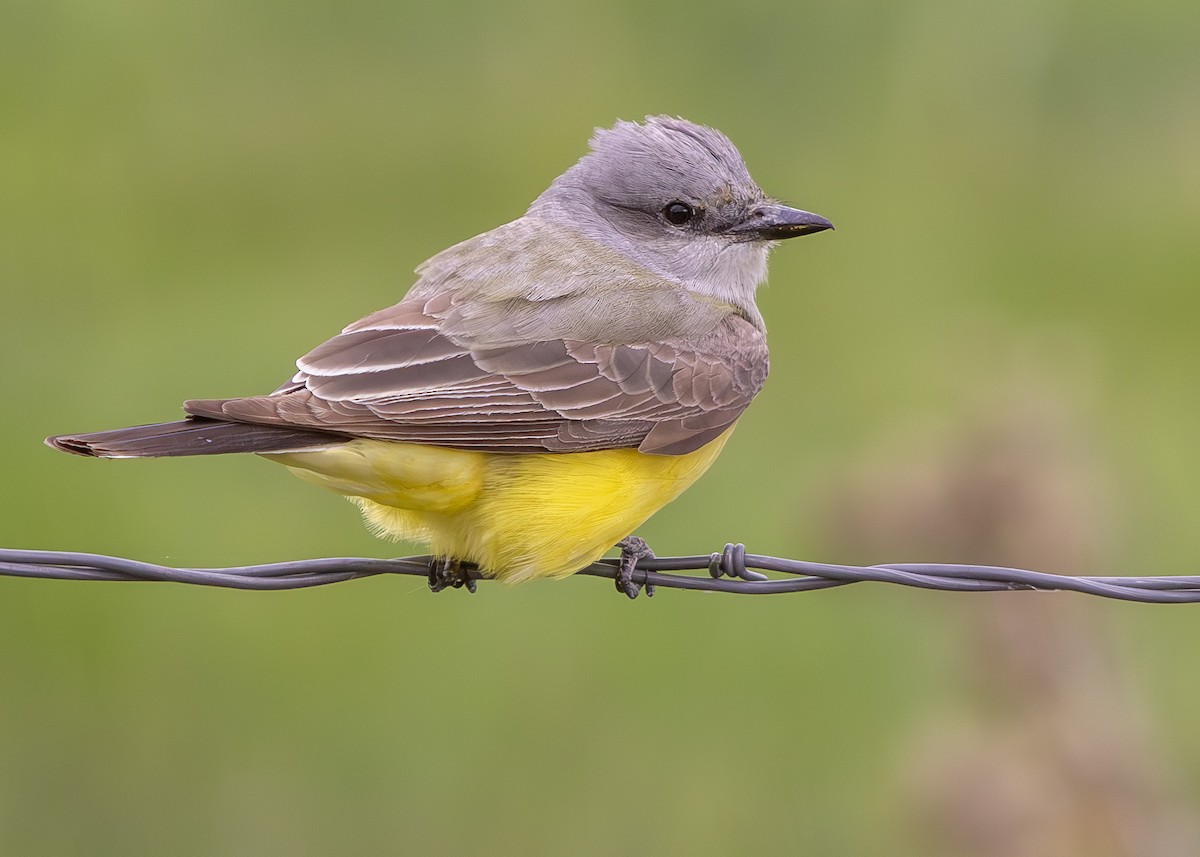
[428,556,477,593]
[615,536,655,600]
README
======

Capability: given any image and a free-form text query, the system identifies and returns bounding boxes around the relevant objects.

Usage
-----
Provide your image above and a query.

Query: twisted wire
[3,545,1199,602]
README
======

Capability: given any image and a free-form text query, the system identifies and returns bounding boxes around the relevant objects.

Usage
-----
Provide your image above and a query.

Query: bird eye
[662,201,696,226]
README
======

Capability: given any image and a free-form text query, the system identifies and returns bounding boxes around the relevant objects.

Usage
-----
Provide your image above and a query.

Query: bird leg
[427,556,477,594]
[615,536,656,599]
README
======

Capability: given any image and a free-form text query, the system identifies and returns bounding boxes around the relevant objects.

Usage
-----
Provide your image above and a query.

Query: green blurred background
[4,1,1200,854]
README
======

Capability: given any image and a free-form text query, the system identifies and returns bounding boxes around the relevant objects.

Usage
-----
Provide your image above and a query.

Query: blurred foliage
[3,0,1200,854]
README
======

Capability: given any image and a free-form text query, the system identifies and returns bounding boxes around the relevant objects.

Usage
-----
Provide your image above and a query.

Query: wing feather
[186,294,767,456]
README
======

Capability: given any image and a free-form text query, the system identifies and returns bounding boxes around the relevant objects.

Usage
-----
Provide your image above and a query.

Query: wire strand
[3,545,1200,602]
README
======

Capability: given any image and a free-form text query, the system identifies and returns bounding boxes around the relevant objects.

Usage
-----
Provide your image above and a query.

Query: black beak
[730,202,835,241]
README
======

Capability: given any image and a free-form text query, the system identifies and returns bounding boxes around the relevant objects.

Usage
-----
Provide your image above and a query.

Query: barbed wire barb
[3,545,1200,602]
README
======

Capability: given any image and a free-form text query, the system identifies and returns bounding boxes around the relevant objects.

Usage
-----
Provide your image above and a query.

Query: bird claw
[427,556,477,593]
[615,536,655,600]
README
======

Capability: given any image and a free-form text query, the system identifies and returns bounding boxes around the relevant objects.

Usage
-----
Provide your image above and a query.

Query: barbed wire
[3,544,1200,602]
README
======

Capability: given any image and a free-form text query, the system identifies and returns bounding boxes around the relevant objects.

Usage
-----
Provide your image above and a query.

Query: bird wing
[185,297,768,456]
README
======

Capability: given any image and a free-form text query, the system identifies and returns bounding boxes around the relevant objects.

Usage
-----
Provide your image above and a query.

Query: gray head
[528,116,832,320]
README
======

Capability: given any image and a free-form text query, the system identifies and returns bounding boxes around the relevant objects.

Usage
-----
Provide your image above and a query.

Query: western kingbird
[47,116,832,597]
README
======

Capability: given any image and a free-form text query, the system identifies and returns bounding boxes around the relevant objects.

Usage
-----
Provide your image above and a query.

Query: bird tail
[45,417,348,459]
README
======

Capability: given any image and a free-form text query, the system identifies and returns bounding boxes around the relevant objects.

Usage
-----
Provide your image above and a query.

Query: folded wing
[185,298,768,456]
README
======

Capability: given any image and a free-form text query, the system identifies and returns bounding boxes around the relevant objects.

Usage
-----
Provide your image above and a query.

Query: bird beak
[730,202,835,240]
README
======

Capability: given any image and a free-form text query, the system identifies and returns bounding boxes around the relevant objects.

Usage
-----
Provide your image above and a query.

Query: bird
[47,116,833,598]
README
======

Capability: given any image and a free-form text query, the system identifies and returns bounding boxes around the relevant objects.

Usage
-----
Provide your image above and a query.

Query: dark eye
[662,201,696,226]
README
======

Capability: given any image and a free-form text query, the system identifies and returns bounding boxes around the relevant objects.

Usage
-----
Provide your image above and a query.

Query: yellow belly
[264,429,733,582]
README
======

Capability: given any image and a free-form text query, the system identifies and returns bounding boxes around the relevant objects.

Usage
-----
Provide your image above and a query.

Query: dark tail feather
[46,417,349,458]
